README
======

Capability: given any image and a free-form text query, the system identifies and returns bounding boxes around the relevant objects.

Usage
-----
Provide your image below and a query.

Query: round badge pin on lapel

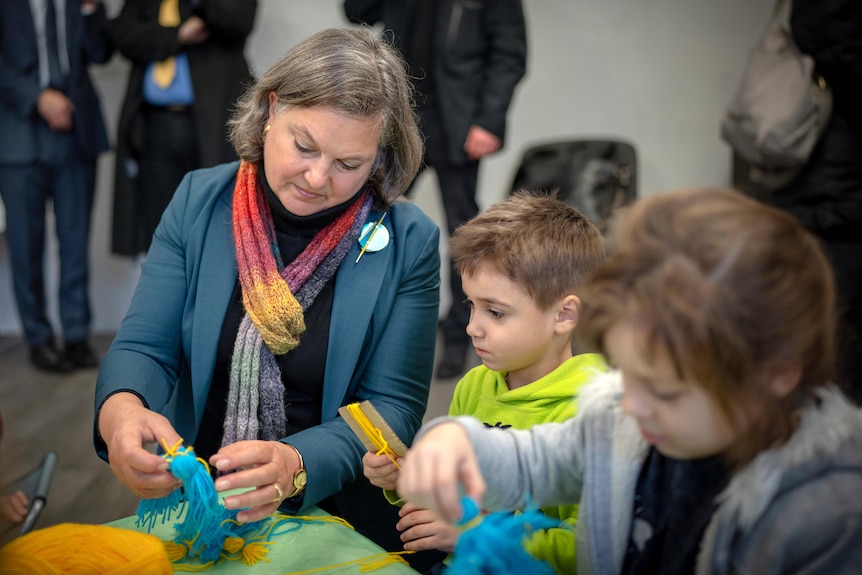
[356,213,390,263]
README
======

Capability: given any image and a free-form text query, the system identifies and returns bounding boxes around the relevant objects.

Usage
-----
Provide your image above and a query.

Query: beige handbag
[721,0,832,191]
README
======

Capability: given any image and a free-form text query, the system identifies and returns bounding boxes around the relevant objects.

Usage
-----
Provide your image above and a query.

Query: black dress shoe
[30,343,74,373]
[64,340,100,368]
[435,341,471,379]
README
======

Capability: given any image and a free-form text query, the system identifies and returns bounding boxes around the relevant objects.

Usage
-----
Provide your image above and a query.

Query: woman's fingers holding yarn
[213,440,291,522]
[113,443,182,499]
[225,492,282,524]
[101,395,183,498]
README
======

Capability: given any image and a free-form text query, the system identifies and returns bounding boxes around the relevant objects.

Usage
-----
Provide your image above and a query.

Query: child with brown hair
[396,188,862,574]
[363,191,606,573]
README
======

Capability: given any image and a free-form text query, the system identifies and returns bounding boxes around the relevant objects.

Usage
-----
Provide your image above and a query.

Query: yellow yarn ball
[0,523,172,575]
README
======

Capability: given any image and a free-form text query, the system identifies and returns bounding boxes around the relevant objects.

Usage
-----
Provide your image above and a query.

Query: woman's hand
[98,393,182,499]
[211,440,300,523]
[397,422,486,523]
[362,451,402,491]
[396,502,459,553]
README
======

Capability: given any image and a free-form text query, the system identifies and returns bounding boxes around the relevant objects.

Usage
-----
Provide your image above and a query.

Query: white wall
[0,0,772,336]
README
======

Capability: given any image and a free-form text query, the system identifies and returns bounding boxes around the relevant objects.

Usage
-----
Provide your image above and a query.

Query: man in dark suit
[344,0,528,379]
[0,0,112,372]
[109,0,257,257]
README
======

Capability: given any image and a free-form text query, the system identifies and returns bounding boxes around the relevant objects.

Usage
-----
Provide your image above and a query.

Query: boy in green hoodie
[363,191,607,574]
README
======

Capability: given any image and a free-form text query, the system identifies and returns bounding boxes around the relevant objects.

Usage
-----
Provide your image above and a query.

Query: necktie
[153,0,181,88]
[44,0,66,91]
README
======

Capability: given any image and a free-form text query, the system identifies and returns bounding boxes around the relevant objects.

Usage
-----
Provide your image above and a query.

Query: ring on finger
[272,482,284,503]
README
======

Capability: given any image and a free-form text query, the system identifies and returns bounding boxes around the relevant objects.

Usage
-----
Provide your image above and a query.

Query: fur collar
[715,385,862,530]
[579,372,862,532]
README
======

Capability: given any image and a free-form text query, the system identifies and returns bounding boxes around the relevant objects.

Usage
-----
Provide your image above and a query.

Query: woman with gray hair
[93,27,441,563]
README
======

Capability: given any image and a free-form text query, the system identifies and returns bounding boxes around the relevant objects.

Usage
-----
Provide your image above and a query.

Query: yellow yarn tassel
[240,540,273,566]
[162,540,188,562]
[221,536,244,554]
[0,523,172,575]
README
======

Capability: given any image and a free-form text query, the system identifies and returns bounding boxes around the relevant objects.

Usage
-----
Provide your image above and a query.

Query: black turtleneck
[194,168,365,461]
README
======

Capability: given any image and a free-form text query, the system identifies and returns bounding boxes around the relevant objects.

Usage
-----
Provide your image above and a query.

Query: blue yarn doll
[448,497,561,575]
[135,440,272,566]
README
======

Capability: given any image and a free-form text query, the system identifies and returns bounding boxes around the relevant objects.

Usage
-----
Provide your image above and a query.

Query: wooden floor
[0,334,139,539]
[0,332,464,539]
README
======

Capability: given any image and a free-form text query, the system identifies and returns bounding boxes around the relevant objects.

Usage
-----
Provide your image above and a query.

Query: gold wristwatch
[285,444,307,498]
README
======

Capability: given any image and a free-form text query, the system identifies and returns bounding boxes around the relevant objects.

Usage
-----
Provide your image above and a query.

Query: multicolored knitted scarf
[223,161,372,446]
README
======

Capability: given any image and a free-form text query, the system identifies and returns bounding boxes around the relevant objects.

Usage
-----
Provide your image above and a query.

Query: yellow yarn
[345,403,401,467]
[282,551,413,575]
[163,540,188,561]
[0,523,172,575]
[240,541,273,566]
[222,536,244,554]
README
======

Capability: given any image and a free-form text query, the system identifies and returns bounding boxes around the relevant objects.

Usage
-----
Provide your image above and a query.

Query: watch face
[294,469,308,490]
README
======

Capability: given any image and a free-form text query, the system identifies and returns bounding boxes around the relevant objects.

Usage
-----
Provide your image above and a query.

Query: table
[107,504,419,575]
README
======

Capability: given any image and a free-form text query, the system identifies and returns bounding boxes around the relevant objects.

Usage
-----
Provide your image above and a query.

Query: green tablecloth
[107,504,419,575]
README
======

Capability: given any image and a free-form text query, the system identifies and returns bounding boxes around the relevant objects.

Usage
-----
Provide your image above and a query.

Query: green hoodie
[448,353,607,574]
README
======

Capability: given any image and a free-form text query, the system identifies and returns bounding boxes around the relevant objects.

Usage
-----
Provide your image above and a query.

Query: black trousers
[139,105,200,251]
[412,106,479,347]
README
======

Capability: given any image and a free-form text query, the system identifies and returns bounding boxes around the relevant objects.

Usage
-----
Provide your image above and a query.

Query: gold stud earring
[263,124,271,140]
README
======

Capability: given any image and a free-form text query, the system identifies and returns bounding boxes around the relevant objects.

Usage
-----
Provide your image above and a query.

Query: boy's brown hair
[449,190,605,311]
[578,188,837,466]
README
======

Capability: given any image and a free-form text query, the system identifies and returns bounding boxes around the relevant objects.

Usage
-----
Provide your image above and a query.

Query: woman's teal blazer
[94,161,441,512]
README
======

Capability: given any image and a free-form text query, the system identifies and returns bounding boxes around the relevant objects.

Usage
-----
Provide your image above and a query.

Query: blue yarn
[135,485,184,532]
[459,497,481,524]
[447,497,560,575]
[134,444,268,564]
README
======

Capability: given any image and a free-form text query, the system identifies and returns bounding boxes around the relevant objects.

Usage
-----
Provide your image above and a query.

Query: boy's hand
[397,422,486,523]
[396,502,459,552]
[362,451,402,491]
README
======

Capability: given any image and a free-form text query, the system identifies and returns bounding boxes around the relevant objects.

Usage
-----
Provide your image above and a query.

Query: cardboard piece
[338,401,408,458]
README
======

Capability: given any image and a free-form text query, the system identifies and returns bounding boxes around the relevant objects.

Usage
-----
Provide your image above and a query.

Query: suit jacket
[110,0,257,256]
[344,0,527,164]
[0,0,111,163]
[94,161,441,514]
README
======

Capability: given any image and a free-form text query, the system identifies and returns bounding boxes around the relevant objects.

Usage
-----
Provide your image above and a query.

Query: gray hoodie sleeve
[417,414,587,512]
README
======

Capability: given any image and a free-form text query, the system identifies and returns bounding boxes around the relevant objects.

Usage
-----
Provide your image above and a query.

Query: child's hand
[397,422,486,523]
[396,502,459,552]
[362,452,401,490]
[0,490,29,525]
